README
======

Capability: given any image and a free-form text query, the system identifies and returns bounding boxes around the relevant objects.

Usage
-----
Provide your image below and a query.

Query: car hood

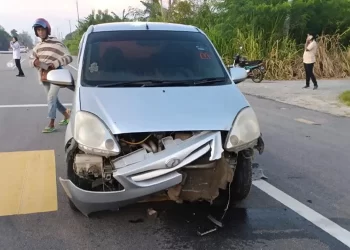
[79,84,249,134]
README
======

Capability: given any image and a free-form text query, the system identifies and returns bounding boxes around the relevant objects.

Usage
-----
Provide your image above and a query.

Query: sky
[0,0,144,42]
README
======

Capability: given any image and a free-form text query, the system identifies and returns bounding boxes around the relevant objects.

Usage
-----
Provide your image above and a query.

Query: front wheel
[251,68,264,83]
[212,151,252,207]
[230,151,252,200]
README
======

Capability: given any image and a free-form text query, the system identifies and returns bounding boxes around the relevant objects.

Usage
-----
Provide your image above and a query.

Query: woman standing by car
[10,37,25,77]
[303,33,318,90]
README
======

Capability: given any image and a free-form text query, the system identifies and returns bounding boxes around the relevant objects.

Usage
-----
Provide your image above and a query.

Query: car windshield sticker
[199,52,211,59]
[89,62,99,73]
[196,45,205,51]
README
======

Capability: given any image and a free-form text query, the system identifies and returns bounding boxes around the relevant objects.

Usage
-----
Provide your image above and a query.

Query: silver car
[47,22,265,216]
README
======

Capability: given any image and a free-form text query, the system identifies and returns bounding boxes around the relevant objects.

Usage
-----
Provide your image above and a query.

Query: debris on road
[208,214,223,228]
[197,227,217,236]
[147,208,158,219]
[252,163,268,180]
[129,218,144,224]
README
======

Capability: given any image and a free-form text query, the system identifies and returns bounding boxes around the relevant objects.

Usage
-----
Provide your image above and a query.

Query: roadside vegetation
[62,0,350,80]
[0,27,34,50]
[339,91,350,106]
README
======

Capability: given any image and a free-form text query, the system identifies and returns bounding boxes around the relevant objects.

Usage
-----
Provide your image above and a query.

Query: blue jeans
[43,83,66,119]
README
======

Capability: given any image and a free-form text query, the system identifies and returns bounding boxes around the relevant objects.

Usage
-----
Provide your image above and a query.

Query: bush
[63,0,350,81]
[339,91,350,106]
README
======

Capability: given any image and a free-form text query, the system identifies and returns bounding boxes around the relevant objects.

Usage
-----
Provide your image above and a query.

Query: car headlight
[225,107,261,152]
[74,111,120,157]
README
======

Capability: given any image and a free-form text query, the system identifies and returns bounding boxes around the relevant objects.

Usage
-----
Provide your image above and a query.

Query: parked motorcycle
[233,46,266,83]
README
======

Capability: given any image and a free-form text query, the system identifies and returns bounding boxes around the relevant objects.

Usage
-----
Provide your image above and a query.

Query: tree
[18,31,34,48]
[141,0,162,21]
[0,26,11,51]
[10,29,18,38]
[62,0,350,80]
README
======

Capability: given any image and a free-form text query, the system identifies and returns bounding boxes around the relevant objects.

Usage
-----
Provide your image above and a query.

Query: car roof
[91,22,200,33]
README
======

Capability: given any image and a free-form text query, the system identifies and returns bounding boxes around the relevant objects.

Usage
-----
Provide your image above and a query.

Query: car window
[81,30,229,86]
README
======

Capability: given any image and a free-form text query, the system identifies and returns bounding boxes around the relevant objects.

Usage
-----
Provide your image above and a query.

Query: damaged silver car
[47,22,265,216]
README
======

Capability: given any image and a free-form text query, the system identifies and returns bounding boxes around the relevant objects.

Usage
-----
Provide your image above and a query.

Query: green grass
[339,90,350,106]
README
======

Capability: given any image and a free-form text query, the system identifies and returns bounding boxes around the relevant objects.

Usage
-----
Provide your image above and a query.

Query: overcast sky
[0,0,144,41]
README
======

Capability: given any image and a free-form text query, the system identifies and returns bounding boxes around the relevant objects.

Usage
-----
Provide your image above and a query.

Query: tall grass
[209,29,350,80]
[66,24,350,81]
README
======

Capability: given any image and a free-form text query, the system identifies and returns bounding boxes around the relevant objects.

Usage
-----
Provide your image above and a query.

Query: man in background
[10,37,25,77]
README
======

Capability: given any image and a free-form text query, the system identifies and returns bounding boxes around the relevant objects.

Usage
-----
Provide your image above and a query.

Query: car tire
[65,140,80,212]
[211,151,252,207]
[230,151,252,201]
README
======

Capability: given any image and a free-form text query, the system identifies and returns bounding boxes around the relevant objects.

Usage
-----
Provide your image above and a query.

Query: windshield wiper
[95,77,228,88]
[96,80,193,87]
[192,77,227,85]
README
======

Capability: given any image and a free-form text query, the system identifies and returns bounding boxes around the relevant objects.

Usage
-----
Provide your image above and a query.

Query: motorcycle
[233,46,266,83]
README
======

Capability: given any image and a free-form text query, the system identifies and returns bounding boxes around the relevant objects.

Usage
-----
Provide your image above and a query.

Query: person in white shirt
[303,33,318,89]
[10,36,25,77]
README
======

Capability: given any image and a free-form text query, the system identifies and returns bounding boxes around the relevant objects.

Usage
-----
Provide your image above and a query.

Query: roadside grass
[339,91,350,106]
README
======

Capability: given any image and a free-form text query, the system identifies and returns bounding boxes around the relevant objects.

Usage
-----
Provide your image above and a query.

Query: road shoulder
[238,79,350,117]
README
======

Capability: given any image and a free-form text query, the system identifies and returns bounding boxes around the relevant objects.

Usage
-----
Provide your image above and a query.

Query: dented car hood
[79,84,249,134]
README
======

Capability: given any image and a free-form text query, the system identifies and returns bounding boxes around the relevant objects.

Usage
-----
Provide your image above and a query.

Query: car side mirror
[229,67,247,84]
[47,69,74,87]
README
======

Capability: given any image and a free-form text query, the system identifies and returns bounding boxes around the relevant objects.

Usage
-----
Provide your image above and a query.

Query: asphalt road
[0,53,350,250]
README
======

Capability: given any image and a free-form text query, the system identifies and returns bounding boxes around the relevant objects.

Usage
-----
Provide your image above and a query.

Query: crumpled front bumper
[60,131,225,216]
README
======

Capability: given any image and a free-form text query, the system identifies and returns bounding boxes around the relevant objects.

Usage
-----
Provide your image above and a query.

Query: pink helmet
[32,18,51,37]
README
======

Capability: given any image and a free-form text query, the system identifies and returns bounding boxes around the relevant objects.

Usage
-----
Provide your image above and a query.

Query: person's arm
[305,41,315,51]
[50,42,73,69]
[28,47,41,69]
[10,41,20,49]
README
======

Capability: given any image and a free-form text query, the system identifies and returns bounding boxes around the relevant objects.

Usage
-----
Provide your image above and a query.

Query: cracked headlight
[225,107,261,152]
[74,111,120,157]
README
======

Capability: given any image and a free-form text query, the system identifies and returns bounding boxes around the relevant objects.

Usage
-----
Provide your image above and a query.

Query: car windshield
[81,30,230,87]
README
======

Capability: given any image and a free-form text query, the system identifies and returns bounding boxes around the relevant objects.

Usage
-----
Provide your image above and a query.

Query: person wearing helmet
[29,18,73,133]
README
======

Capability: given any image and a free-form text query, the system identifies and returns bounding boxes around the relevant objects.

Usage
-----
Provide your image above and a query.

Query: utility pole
[76,0,80,23]
[284,0,293,36]
[69,20,72,34]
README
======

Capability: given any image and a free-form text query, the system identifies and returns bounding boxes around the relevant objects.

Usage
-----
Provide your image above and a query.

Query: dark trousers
[304,63,317,87]
[15,59,24,75]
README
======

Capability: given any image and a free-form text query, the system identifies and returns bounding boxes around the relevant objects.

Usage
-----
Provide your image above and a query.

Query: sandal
[59,108,71,126]
[59,119,69,126]
[42,126,56,133]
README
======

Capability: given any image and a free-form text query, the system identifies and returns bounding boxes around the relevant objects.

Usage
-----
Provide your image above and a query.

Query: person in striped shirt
[29,18,73,133]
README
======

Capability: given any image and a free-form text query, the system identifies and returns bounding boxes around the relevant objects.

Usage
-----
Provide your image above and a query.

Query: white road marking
[0,103,72,109]
[253,180,350,248]
[294,118,320,125]
[68,64,78,71]
[6,58,27,70]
